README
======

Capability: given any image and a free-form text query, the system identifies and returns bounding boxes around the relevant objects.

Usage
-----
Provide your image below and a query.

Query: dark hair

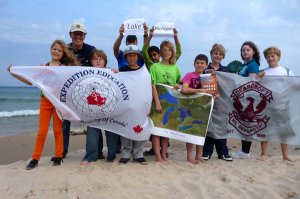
[148,46,160,54]
[240,41,260,66]
[126,35,137,42]
[194,54,208,64]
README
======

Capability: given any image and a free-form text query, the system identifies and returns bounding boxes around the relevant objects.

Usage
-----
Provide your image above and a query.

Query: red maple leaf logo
[133,125,143,135]
[86,89,106,106]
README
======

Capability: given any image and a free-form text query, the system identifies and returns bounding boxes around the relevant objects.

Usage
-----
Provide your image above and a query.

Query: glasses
[91,58,104,62]
[72,31,84,36]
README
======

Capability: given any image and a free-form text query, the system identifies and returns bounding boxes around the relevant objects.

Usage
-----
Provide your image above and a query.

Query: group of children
[7,21,295,170]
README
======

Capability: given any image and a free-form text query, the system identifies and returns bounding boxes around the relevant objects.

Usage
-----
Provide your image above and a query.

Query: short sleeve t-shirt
[180,72,201,89]
[150,62,181,86]
[238,59,259,77]
[263,66,294,76]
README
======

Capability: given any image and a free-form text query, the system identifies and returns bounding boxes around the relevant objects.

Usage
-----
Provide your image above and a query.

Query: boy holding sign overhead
[113,19,148,69]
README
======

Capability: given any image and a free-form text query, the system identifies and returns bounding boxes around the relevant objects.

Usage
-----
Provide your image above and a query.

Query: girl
[7,39,79,170]
[150,40,181,163]
[232,41,260,159]
[80,49,120,165]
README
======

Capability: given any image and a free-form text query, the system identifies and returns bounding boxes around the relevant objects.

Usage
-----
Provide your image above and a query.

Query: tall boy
[113,24,148,69]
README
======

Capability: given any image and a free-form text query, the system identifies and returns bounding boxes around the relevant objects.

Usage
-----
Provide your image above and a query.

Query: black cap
[126,35,137,42]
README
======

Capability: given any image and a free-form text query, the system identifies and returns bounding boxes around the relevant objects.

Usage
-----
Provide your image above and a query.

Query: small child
[181,54,211,164]
[150,40,181,163]
[260,46,295,162]
[8,39,79,170]
[118,44,147,165]
[80,49,120,165]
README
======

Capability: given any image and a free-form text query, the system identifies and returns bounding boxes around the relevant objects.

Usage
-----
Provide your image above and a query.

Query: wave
[0,98,40,102]
[0,110,39,118]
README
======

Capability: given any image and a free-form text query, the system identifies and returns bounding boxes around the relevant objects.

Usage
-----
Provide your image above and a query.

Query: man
[63,22,95,158]
[113,23,148,69]
[68,22,95,66]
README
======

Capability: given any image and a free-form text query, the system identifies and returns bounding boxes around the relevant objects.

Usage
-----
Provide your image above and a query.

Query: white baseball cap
[70,23,87,34]
[123,44,141,56]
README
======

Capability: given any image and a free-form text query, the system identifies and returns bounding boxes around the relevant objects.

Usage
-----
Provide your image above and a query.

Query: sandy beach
[0,133,299,199]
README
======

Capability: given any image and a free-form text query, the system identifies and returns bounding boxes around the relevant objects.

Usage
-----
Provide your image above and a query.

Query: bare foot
[283,156,295,162]
[80,160,90,166]
[260,154,267,161]
[155,157,167,163]
[196,157,206,163]
[187,157,199,164]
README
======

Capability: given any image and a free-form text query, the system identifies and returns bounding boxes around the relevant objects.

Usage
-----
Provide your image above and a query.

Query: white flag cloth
[123,19,145,36]
[153,22,175,37]
[208,72,300,145]
[11,66,153,141]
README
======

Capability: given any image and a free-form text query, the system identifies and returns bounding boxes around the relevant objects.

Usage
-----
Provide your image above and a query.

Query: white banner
[208,72,300,145]
[123,19,145,36]
[153,22,175,37]
[11,66,153,141]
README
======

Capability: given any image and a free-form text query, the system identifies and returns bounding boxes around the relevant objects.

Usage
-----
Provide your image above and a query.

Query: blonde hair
[160,40,176,65]
[263,46,281,59]
[210,43,226,58]
[90,49,108,67]
[51,39,80,66]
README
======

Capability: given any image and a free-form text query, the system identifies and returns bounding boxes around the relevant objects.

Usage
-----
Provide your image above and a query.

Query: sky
[0,0,299,86]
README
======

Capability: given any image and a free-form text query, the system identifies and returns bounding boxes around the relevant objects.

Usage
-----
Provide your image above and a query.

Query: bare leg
[186,143,199,164]
[152,135,166,163]
[161,137,169,161]
[195,145,205,163]
[260,141,268,161]
[281,143,294,162]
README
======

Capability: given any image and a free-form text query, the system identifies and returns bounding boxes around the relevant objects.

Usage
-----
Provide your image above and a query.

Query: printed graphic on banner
[150,84,214,145]
[229,81,273,136]
[208,72,300,145]
[11,66,153,141]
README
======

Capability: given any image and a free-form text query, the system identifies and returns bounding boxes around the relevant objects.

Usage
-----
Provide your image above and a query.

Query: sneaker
[107,159,114,162]
[202,154,210,161]
[231,151,250,159]
[97,154,105,160]
[218,154,233,161]
[118,158,129,164]
[51,154,66,161]
[26,159,38,170]
[133,158,147,165]
[52,157,63,166]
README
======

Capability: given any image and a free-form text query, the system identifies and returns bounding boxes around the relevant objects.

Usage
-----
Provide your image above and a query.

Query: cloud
[0,18,64,44]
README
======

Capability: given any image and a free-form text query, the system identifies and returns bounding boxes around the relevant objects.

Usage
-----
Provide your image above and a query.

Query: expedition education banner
[11,66,153,141]
[150,84,214,145]
[208,72,300,145]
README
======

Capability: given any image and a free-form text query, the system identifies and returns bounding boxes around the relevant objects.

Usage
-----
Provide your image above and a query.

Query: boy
[181,54,210,164]
[118,44,147,165]
[202,44,233,161]
[113,24,148,69]
[260,46,295,161]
